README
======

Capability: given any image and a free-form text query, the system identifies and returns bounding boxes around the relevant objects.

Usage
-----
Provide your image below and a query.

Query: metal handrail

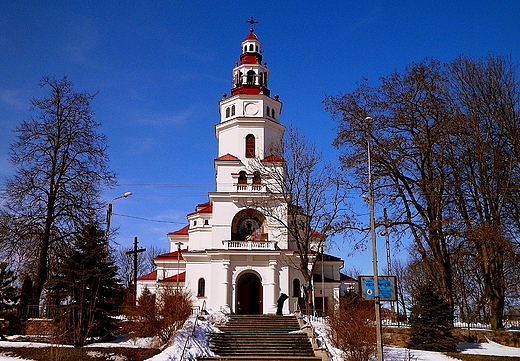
[295,304,332,361]
[180,300,207,360]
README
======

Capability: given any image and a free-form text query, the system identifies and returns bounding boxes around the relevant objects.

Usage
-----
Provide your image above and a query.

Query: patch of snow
[0,340,72,348]
[385,346,460,361]
[0,354,33,361]
[144,309,227,361]
[459,338,520,357]
[88,335,159,349]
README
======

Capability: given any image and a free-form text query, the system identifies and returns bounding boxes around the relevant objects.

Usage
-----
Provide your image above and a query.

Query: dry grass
[445,354,520,361]
[0,347,160,361]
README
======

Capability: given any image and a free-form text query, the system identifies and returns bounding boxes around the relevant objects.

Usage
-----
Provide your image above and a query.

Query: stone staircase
[201,314,322,361]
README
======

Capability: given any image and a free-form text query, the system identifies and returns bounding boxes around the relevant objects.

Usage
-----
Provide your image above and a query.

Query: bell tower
[215,25,285,193]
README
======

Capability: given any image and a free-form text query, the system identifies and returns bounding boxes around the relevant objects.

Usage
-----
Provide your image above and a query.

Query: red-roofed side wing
[158,272,186,283]
[137,270,157,281]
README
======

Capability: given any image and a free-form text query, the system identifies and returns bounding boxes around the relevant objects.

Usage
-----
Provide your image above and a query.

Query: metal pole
[133,237,138,303]
[105,192,133,242]
[366,117,384,361]
[321,245,325,316]
[106,203,113,241]
[383,208,398,324]
[176,242,183,291]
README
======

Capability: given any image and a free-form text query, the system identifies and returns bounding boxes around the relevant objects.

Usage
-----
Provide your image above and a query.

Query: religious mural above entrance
[238,217,261,241]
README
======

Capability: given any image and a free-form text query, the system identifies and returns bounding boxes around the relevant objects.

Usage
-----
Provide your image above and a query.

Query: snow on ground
[0,356,31,361]
[143,310,226,361]
[1,311,520,361]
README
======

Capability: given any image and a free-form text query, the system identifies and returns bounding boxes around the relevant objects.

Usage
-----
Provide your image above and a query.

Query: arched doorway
[236,272,262,314]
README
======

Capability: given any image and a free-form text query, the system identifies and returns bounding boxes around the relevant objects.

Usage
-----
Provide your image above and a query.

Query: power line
[112,213,187,225]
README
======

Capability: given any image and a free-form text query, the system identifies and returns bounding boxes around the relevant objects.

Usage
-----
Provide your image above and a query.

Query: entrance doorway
[236,272,262,314]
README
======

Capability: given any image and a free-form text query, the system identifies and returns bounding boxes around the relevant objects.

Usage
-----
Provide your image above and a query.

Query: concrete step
[199,356,321,361]
[204,315,319,361]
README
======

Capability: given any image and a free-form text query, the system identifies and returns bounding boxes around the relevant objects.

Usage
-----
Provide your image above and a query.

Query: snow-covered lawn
[1,311,520,361]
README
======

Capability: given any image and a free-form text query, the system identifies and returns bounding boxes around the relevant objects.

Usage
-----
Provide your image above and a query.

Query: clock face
[244,102,259,116]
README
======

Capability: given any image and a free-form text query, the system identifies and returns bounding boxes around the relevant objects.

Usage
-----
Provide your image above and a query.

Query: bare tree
[447,54,520,329]
[249,126,352,312]
[325,60,458,310]
[325,55,520,330]
[0,77,115,305]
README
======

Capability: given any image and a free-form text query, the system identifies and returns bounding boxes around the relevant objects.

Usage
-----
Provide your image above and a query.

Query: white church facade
[136,27,347,315]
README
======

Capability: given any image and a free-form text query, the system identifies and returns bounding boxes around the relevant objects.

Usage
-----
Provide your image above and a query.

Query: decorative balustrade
[236,183,264,192]
[223,239,276,250]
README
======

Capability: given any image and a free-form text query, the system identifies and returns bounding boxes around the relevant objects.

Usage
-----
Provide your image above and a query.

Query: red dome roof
[245,28,257,40]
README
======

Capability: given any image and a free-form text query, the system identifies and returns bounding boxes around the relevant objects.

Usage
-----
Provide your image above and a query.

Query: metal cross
[246,16,258,26]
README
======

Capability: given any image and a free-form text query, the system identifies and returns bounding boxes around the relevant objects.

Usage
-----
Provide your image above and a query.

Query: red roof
[262,155,285,163]
[215,153,240,161]
[137,270,157,281]
[245,29,258,40]
[188,205,212,216]
[196,202,211,208]
[155,249,187,260]
[312,230,326,238]
[168,225,189,236]
[159,272,186,283]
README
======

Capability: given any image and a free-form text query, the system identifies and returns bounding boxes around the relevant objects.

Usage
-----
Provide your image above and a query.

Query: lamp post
[176,242,183,291]
[366,116,384,361]
[106,192,133,241]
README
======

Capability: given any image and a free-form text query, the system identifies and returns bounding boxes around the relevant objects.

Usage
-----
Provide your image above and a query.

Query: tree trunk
[31,239,50,306]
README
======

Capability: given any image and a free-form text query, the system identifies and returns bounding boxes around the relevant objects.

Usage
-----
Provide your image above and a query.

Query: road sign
[359,276,397,301]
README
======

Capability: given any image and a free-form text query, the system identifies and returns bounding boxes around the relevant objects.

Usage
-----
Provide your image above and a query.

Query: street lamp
[366,116,384,361]
[106,192,133,240]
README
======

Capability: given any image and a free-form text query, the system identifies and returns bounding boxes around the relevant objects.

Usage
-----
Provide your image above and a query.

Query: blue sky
[1,1,519,275]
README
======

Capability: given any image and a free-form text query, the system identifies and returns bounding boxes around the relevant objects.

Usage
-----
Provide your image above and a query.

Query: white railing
[235,183,265,192]
[223,239,276,250]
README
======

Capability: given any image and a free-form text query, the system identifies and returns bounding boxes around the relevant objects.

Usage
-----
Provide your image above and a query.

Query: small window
[253,171,261,184]
[249,44,254,52]
[197,278,205,297]
[246,134,255,158]
[255,45,258,52]
[243,46,247,53]
[272,108,276,119]
[293,279,301,297]
[226,107,230,117]
[266,106,270,117]
[204,219,209,225]
[238,171,247,184]
[193,220,197,226]
[231,105,235,116]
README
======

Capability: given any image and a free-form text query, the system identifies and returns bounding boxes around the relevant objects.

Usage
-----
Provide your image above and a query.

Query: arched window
[197,278,205,297]
[255,45,259,52]
[238,171,247,184]
[293,278,300,297]
[266,106,270,117]
[253,171,261,184]
[246,134,255,158]
[243,46,247,53]
[272,108,276,119]
[246,70,255,85]
[226,107,230,117]
[249,44,254,52]
[231,105,235,116]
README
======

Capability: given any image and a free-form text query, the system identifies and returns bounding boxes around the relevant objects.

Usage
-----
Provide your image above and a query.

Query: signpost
[359,276,397,301]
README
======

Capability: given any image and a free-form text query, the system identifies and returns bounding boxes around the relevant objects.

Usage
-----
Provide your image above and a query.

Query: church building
[136,26,346,315]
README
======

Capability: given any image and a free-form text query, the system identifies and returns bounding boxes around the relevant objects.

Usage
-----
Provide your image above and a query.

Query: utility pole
[366,117,384,361]
[126,237,146,305]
